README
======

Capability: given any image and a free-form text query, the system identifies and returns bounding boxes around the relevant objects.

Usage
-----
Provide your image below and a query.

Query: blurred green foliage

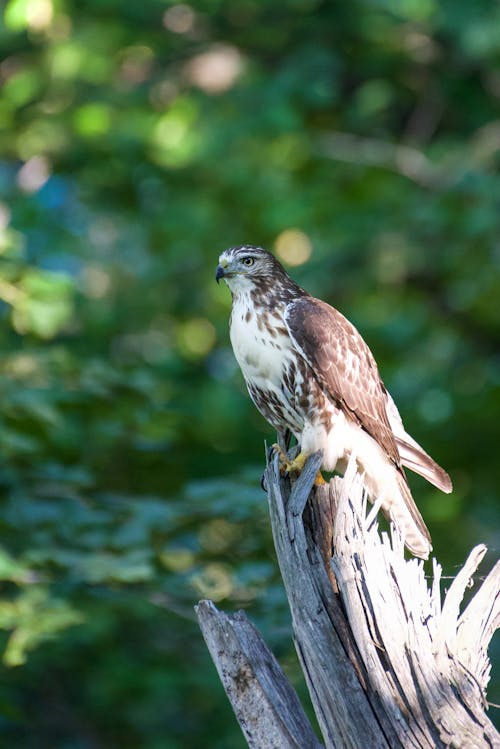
[0,0,499,745]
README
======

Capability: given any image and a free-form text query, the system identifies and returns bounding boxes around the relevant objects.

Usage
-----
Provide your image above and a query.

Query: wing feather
[284,296,401,466]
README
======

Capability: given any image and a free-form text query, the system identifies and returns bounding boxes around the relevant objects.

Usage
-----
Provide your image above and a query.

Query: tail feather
[381,470,432,560]
[352,428,433,559]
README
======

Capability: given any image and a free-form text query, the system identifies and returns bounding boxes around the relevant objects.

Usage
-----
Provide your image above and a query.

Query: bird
[215,245,452,559]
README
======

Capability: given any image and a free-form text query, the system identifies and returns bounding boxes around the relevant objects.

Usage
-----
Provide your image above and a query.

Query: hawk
[216,245,452,559]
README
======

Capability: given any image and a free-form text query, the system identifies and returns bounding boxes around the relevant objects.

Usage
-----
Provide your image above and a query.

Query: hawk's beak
[215,265,225,284]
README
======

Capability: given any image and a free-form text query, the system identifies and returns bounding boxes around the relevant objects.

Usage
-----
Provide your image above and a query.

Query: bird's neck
[230,276,307,311]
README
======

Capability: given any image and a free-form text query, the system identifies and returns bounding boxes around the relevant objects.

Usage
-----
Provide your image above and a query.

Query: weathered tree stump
[196,450,500,748]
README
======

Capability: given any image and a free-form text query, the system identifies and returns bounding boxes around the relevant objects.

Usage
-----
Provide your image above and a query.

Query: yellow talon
[272,444,327,486]
[272,444,306,473]
[286,451,308,473]
[271,443,288,467]
[314,472,327,486]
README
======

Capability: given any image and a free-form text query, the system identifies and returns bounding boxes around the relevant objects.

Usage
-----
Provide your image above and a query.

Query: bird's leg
[272,444,326,485]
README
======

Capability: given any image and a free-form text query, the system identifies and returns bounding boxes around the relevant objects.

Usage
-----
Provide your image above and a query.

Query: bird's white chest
[229,298,291,387]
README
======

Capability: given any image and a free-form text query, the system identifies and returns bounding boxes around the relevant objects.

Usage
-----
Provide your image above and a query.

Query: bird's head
[216,245,284,293]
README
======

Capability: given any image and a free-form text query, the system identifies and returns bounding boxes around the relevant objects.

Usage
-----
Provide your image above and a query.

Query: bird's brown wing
[284,296,401,467]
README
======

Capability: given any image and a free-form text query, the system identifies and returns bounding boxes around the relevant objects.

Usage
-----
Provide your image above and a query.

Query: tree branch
[195,599,322,749]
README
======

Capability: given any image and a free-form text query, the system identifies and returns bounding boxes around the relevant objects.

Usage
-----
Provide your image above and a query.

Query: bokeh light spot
[191,563,233,601]
[27,0,53,31]
[163,4,195,34]
[184,44,243,94]
[151,97,200,167]
[274,229,312,266]
[159,548,195,573]
[177,317,216,358]
[199,518,239,553]
[81,265,112,299]
[73,104,111,137]
[17,155,51,193]
[5,0,53,31]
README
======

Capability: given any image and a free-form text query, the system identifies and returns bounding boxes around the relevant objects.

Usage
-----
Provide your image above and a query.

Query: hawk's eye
[242,256,255,267]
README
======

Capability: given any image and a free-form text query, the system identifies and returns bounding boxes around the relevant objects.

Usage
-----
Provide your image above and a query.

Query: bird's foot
[272,444,326,485]
[272,444,306,474]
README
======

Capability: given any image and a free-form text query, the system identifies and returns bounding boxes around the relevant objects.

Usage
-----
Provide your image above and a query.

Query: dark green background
[0,0,499,746]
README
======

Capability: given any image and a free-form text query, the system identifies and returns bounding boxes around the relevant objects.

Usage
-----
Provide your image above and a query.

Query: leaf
[0,587,83,667]
[0,547,33,584]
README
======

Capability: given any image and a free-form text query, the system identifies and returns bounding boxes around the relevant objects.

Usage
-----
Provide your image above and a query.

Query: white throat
[223,274,256,295]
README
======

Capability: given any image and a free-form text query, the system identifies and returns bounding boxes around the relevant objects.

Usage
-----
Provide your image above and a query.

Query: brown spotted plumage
[216,245,452,559]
